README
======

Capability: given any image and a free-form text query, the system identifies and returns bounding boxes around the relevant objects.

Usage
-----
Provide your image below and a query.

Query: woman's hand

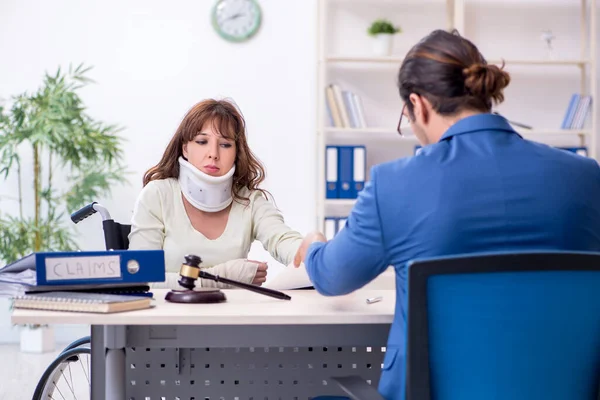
[201,259,267,288]
[293,231,327,267]
[248,260,268,285]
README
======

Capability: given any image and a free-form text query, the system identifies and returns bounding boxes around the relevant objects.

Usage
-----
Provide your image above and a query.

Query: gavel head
[178,254,202,290]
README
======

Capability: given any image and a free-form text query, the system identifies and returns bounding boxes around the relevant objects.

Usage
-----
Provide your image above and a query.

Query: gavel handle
[198,271,291,300]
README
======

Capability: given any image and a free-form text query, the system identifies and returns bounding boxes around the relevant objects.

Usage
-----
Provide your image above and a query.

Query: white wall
[0,0,318,342]
[0,0,598,343]
[0,0,318,250]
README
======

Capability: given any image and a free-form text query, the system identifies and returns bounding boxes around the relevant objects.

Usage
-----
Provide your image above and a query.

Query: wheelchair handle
[70,202,112,223]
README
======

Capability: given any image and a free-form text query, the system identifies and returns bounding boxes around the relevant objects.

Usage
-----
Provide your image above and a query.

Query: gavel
[165,254,291,303]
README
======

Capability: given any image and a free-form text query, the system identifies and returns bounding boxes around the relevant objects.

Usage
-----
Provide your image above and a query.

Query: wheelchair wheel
[60,336,91,353]
[31,347,91,400]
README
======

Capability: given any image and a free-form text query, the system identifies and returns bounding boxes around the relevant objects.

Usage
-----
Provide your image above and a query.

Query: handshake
[201,231,327,289]
[242,230,328,286]
[292,231,328,268]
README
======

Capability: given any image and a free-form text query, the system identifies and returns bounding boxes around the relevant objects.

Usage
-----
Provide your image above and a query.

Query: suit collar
[440,113,520,141]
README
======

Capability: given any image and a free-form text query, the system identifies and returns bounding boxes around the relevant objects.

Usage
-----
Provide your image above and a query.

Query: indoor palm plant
[0,64,127,265]
[1,64,127,352]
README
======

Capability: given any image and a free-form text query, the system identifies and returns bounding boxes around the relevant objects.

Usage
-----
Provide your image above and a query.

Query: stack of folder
[326,145,367,199]
[0,249,165,298]
[561,94,593,130]
[324,217,347,240]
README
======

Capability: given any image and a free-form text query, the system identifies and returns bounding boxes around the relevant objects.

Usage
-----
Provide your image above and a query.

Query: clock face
[212,0,262,42]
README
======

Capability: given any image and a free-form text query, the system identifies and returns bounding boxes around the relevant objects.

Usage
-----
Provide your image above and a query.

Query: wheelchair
[31,202,130,400]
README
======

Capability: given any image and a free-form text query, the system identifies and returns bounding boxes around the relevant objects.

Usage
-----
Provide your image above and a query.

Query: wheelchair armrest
[330,375,385,400]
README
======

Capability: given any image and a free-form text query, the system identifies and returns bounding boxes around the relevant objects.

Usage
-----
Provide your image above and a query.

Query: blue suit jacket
[305,114,600,400]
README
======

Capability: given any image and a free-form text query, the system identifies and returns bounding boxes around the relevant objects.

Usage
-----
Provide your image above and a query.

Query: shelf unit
[316,0,597,233]
[327,56,591,66]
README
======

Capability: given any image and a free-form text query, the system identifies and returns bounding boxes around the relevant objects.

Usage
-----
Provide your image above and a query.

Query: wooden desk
[12,288,395,399]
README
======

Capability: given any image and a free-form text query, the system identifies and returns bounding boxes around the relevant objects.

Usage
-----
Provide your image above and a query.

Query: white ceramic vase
[372,33,394,56]
[20,325,55,353]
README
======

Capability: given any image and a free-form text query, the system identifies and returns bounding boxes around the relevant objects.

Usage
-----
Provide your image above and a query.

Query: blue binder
[338,146,354,199]
[336,217,347,234]
[561,94,580,129]
[352,146,366,198]
[557,146,588,157]
[324,216,348,239]
[324,217,337,240]
[326,145,366,200]
[326,146,339,199]
[1,249,166,287]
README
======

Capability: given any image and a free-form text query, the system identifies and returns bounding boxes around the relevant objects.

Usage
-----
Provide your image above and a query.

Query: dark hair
[143,99,268,204]
[398,29,510,119]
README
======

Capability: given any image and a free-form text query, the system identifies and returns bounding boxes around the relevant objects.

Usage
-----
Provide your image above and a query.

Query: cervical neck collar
[178,157,235,212]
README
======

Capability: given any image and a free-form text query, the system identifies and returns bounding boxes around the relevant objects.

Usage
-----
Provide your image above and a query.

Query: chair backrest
[101,220,131,250]
[406,251,600,400]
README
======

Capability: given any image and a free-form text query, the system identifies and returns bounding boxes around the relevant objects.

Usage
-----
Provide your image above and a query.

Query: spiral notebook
[12,291,152,313]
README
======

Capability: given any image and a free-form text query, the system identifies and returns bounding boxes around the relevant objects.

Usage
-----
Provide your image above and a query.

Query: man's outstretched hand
[293,231,327,267]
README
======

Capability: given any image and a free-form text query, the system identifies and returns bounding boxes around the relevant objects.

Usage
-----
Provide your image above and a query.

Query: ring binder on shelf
[326,146,339,199]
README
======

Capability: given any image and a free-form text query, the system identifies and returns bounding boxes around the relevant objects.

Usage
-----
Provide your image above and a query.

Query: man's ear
[409,93,419,119]
[410,94,431,125]
[420,96,432,125]
[409,93,425,122]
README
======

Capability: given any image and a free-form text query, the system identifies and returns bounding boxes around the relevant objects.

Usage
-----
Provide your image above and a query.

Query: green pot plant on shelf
[0,64,127,352]
[367,19,401,57]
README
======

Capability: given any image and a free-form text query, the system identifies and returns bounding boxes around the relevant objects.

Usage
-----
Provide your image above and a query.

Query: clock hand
[224,12,243,22]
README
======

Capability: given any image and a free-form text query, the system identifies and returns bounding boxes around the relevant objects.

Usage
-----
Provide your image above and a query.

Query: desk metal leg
[106,348,126,399]
[104,326,126,400]
[90,325,105,400]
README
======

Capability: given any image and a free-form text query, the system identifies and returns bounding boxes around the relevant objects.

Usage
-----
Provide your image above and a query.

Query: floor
[0,344,74,400]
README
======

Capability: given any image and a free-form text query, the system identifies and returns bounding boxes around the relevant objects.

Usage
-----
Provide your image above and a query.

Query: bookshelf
[316,0,598,233]
[328,56,590,66]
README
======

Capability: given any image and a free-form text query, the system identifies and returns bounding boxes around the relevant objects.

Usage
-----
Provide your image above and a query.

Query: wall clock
[212,0,262,43]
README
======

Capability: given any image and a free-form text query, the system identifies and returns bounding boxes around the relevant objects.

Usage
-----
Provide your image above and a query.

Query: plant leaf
[0,63,127,263]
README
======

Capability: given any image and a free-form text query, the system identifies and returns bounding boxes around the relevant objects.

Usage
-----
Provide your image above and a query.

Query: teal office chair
[326,251,600,400]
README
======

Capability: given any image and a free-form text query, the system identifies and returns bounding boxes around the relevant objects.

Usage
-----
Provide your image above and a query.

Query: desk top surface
[11,288,395,326]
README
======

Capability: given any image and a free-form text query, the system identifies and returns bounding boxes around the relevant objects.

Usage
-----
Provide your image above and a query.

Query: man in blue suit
[293,30,600,400]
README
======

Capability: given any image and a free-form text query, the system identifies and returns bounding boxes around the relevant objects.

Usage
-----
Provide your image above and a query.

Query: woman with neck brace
[128,99,305,289]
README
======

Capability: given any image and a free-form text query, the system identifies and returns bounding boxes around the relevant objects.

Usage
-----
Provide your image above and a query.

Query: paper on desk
[264,263,313,290]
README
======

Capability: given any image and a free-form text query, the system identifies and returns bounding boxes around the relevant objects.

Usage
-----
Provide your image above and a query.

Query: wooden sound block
[164,288,227,304]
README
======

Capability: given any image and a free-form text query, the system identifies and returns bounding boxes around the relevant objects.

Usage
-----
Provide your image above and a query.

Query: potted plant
[367,19,401,57]
[0,63,126,263]
[0,64,127,352]
[19,324,55,353]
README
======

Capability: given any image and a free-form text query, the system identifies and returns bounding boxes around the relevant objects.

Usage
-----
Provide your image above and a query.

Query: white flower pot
[372,33,394,56]
[20,325,55,353]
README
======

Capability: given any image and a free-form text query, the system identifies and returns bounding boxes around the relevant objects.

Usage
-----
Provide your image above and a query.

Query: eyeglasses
[397,103,407,137]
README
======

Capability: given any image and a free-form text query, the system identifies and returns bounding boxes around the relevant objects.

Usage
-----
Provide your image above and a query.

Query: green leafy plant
[0,64,127,264]
[367,19,401,36]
